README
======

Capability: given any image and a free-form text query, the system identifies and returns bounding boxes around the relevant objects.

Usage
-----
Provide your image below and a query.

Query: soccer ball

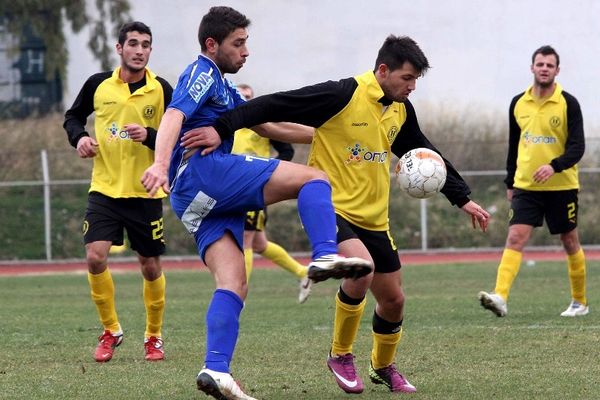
[395,148,447,199]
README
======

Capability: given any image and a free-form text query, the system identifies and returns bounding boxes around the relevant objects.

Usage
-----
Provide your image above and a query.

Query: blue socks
[204,289,244,373]
[297,179,338,259]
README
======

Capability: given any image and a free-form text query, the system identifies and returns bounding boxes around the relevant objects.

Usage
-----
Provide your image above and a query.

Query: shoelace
[145,337,163,349]
[339,355,358,379]
[98,331,117,344]
[382,364,408,386]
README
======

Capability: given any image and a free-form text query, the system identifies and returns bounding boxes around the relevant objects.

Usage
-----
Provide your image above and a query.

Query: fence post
[420,198,428,251]
[41,149,52,260]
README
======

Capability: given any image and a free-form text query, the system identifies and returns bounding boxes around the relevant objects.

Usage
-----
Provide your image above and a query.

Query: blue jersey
[166,54,280,261]
[168,54,245,184]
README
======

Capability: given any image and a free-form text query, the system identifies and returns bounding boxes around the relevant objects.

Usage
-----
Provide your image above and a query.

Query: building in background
[0,20,62,119]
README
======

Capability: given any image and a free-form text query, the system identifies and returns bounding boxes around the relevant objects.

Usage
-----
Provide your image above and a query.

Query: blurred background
[2,0,599,260]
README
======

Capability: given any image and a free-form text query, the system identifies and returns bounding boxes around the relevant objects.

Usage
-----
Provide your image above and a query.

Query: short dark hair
[374,35,430,75]
[198,6,251,51]
[531,45,560,66]
[118,21,152,45]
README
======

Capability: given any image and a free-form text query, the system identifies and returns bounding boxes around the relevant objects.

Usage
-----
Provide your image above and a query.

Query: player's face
[214,28,249,74]
[238,87,253,100]
[117,31,152,73]
[377,62,420,102]
[531,54,559,88]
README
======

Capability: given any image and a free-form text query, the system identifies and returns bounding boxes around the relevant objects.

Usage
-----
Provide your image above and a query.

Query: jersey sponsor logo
[106,122,131,142]
[188,71,214,103]
[143,105,156,119]
[345,143,388,164]
[346,143,366,163]
[523,131,557,145]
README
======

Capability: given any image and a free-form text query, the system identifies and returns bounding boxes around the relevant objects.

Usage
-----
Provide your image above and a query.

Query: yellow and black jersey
[64,67,173,199]
[214,71,471,230]
[505,83,585,191]
[232,128,294,160]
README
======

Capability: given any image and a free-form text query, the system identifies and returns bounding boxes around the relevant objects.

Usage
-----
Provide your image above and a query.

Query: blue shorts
[169,151,279,262]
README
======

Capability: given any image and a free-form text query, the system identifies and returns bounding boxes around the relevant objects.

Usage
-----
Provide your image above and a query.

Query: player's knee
[140,256,162,280]
[384,293,405,312]
[304,166,328,183]
[506,231,528,249]
[86,249,108,271]
[560,230,580,253]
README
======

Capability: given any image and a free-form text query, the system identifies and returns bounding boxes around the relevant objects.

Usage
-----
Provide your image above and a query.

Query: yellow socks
[331,294,366,356]
[371,328,402,370]
[261,241,307,278]
[567,248,587,305]
[89,268,166,338]
[88,268,120,333]
[143,273,166,338]
[244,248,254,281]
[494,248,522,300]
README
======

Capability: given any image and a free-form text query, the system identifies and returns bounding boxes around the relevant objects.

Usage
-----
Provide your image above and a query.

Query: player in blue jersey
[140,6,372,400]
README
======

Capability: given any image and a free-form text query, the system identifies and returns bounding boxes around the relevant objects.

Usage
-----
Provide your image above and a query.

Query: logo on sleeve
[188,71,214,103]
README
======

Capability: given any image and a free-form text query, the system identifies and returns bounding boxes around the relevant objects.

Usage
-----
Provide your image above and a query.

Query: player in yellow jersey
[232,84,312,303]
[63,21,173,362]
[187,35,490,394]
[478,45,587,318]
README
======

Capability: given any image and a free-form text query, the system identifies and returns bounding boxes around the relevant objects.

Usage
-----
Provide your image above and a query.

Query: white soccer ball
[395,148,447,199]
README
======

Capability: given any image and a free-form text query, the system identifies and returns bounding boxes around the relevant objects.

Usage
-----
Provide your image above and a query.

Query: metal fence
[2,149,600,261]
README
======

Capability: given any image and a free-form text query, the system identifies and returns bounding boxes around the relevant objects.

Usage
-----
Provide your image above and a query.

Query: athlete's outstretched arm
[181,122,314,154]
[141,108,185,197]
[251,122,314,144]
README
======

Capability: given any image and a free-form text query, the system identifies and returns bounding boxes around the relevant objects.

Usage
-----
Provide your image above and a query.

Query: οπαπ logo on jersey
[143,105,156,119]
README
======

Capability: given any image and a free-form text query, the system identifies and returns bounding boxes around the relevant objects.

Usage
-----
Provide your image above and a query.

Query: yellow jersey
[64,67,172,198]
[506,83,585,191]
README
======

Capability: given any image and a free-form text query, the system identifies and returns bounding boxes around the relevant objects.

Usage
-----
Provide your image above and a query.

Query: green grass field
[2,261,599,399]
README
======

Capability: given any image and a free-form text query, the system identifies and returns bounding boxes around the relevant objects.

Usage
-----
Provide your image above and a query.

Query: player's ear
[376,63,389,77]
[205,37,218,54]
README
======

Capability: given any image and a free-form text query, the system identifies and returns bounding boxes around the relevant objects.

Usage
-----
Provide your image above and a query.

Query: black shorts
[510,189,579,234]
[336,214,401,273]
[83,192,165,257]
[244,208,267,231]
